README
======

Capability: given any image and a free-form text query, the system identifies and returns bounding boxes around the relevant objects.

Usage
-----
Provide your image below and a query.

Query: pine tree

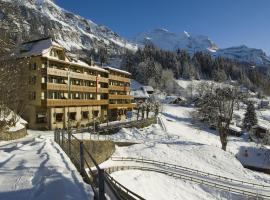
[243,102,257,131]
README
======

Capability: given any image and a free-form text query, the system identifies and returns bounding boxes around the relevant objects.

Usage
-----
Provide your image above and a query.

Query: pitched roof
[103,66,131,75]
[142,86,154,92]
[17,37,62,58]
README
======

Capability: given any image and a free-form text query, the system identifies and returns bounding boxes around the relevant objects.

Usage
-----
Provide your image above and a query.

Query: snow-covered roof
[131,89,149,99]
[142,86,154,92]
[229,125,242,133]
[253,123,270,130]
[103,66,131,75]
[17,37,62,58]
[17,37,108,73]
[70,60,108,73]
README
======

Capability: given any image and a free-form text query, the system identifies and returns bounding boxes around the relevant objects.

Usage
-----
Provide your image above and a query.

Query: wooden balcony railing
[42,68,108,83]
[108,103,136,109]
[109,75,130,83]
[109,85,130,92]
[109,94,134,100]
[42,83,108,93]
[41,99,108,107]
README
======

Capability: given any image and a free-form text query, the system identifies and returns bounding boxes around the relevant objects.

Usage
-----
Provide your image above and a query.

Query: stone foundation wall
[0,128,27,141]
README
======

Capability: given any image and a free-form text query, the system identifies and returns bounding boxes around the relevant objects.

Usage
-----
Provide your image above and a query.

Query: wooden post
[61,130,64,147]
[98,169,105,200]
[68,130,71,155]
[79,141,84,174]
[54,130,56,143]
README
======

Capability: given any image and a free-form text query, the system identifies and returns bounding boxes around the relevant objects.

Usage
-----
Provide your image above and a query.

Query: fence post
[68,130,71,155]
[61,130,64,147]
[79,141,84,174]
[54,130,56,143]
[98,169,105,200]
[58,130,60,144]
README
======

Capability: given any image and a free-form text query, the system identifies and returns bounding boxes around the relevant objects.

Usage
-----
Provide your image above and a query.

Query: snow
[0,110,27,132]
[135,29,270,66]
[111,170,243,200]
[96,103,270,199]
[103,66,131,75]
[0,134,93,200]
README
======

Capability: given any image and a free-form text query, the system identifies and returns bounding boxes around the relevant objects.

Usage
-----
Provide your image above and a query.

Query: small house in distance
[141,86,154,95]
[251,124,270,139]
[131,80,154,103]
[228,125,242,137]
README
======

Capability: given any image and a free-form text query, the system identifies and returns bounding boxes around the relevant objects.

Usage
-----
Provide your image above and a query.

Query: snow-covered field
[0,132,93,200]
[99,104,270,200]
[111,170,244,200]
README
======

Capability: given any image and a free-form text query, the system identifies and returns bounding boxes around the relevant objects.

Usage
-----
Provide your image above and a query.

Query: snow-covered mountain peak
[0,0,138,57]
[134,28,218,53]
[134,28,270,66]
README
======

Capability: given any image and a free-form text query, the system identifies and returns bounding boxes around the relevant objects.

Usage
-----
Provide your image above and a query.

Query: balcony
[109,74,130,83]
[109,94,134,100]
[108,103,136,109]
[109,85,130,92]
[42,68,108,83]
[41,99,108,107]
[42,83,108,93]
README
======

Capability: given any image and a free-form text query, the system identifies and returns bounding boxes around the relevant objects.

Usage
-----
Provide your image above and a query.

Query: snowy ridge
[135,28,270,66]
[134,28,218,53]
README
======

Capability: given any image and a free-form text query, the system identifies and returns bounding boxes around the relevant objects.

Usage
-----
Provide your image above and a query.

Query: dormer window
[50,49,65,60]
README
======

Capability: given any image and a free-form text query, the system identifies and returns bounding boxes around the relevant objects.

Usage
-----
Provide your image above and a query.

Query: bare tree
[196,85,243,151]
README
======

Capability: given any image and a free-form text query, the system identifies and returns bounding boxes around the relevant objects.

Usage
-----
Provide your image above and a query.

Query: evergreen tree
[243,102,257,131]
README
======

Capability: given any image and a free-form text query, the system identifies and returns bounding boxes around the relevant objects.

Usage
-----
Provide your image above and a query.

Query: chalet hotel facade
[18,37,134,130]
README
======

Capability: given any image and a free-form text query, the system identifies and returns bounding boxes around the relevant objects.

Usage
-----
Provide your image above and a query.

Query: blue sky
[55,0,270,54]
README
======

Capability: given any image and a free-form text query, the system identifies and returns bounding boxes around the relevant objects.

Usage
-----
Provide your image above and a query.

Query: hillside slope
[0,0,137,56]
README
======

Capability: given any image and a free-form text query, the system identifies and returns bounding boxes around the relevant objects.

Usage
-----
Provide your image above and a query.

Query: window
[41,92,46,100]
[36,113,47,123]
[93,110,99,118]
[68,112,76,121]
[29,92,36,100]
[82,111,89,120]
[55,113,63,122]
[29,76,37,85]
[29,63,37,70]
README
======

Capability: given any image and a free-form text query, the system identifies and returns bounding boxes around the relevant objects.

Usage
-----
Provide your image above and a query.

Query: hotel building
[17,37,134,130]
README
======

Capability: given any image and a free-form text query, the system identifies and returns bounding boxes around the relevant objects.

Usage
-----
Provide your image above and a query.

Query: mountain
[134,28,270,67]
[134,28,218,53]
[215,45,270,67]
[0,0,137,57]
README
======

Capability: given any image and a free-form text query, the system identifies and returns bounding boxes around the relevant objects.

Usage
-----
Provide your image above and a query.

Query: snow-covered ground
[0,131,93,200]
[111,170,244,200]
[99,104,270,200]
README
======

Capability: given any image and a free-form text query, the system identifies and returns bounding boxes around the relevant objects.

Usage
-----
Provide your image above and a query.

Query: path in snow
[0,135,93,200]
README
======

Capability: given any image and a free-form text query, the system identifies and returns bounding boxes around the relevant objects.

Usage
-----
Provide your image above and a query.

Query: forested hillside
[121,44,270,94]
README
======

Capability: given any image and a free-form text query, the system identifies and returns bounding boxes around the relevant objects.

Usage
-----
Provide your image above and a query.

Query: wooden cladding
[109,85,130,91]
[42,68,108,83]
[43,83,108,93]
[109,94,134,100]
[41,99,108,107]
[109,74,130,83]
[108,103,136,109]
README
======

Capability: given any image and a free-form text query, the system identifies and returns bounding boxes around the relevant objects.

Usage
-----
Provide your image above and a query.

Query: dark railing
[79,117,157,136]
[105,165,270,199]
[111,157,270,189]
[54,129,145,200]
